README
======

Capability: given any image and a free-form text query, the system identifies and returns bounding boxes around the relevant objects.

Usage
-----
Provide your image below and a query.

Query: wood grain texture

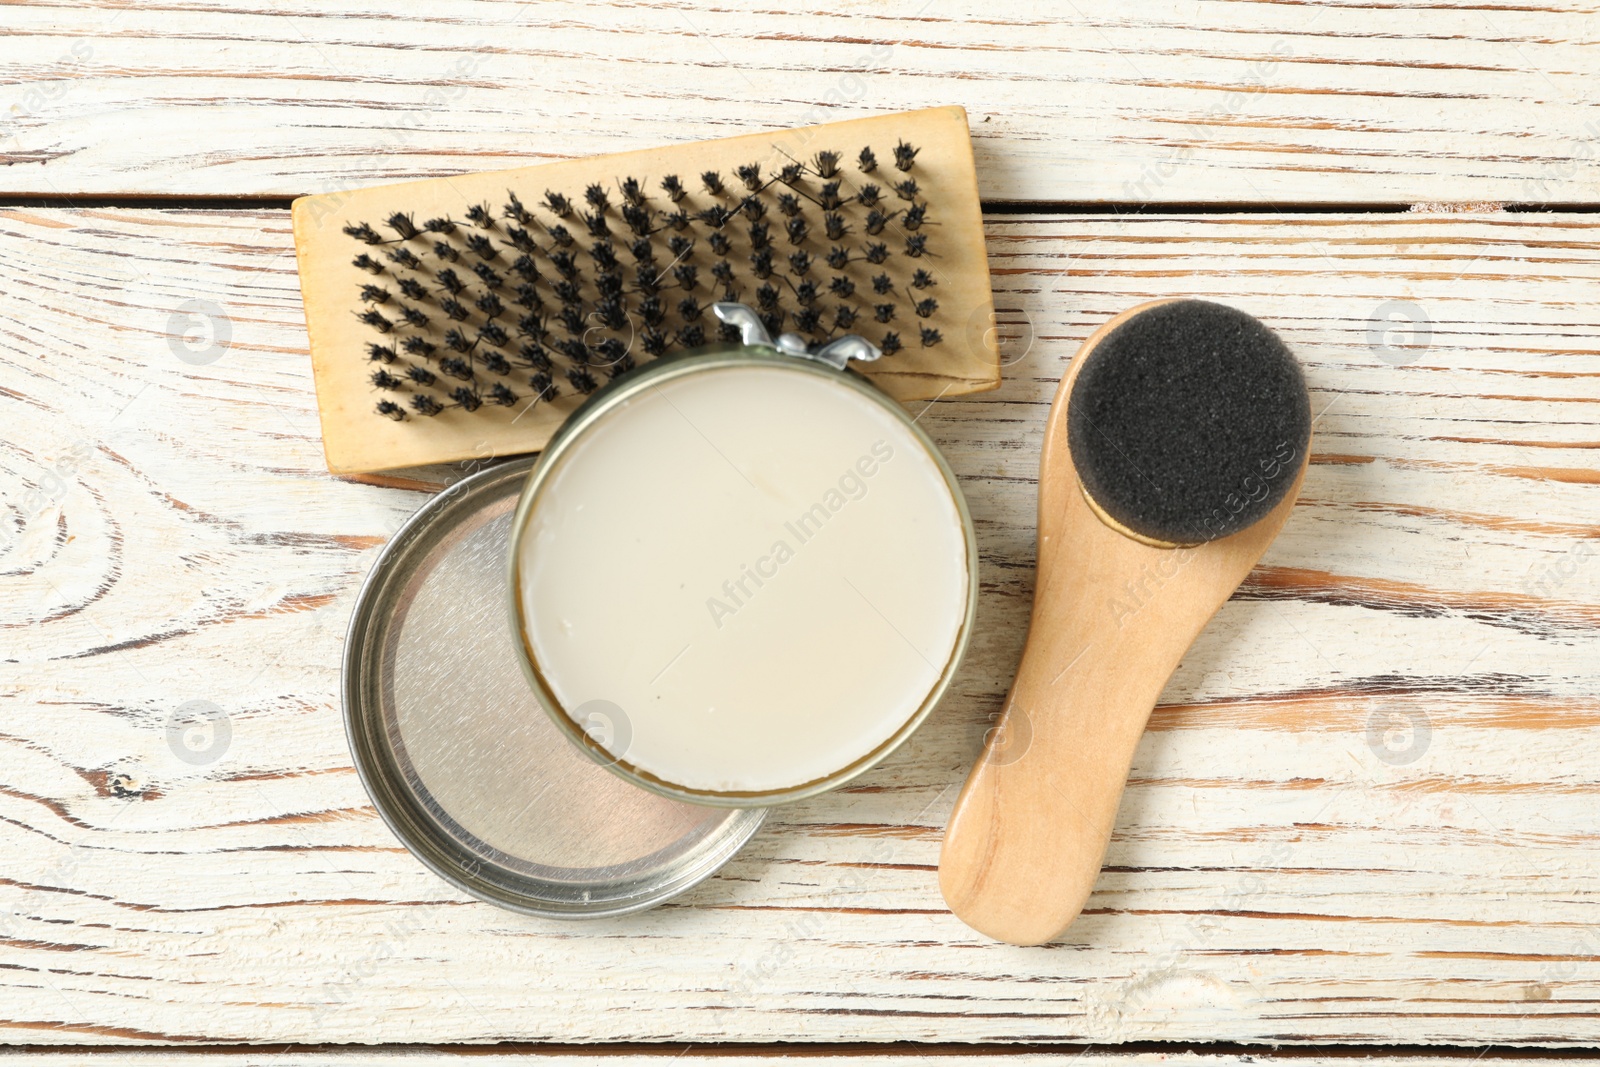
[1,206,1599,1046]
[0,0,1597,204]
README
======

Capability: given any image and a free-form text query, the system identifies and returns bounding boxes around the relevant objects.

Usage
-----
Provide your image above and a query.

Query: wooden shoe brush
[291,107,999,474]
[938,299,1311,946]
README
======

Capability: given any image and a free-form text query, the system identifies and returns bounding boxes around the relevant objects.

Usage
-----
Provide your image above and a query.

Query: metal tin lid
[343,455,764,917]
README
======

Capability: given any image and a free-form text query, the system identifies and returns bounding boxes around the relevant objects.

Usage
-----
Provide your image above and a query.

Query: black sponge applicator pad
[1066,300,1311,545]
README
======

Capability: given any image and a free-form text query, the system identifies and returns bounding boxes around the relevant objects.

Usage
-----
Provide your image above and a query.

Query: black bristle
[778,163,804,185]
[639,296,666,327]
[711,260,735,286]
[742,197,767,222]
[919,326,943,347]
[699,204,732,229]
[504,190,532,224]
[440,355,473,380]
[872,272,893,295]
[521,342,552,371]
[473,263,504,289]
[443,328,474,354]
[582,211,610,238]
[834,304,858,331]
[506,226,538,253]
[433,240,459,263]
[785,217,808,245]
[542,190,573,217]
[914,297,939,318]
[736,163,763,191]
[636,265,662,296]
[829,275,855,298]
[857,183,881,208]
[701,170,725,196]
[440,298,470,321]
[858,146,878,173]
[403,336,437,360]
[400,306,429,328]
[893,140,919,172]
[865,209,891,236]
[591,241,620,271]
[353,254,384,274]
[880,331,902,355]
[629,237,656,263]
[865,242,889,265]
[479,322,510,348]
[530,371,558,399]
[708,231,732,256]
[818,182,844,210]
[777,193,802,218]
[481,350,511,374]
[595,271,624,300]
[584,183,610,212]
[911,268,936,289]
[398,277,427,300]
[794,279,819,305]
[620,177,646,206]
[558,306,586,334]
[436,268,465,295]
[756,284,781,312]
[661,175,686,203]
[667,235,694,260]
[451,384,483,412]
[343,222,383,245]
[371,368,402,390]
[377,399,407,421]
[622,203,653,236]
[642,328,669,356]
[675,324,706,348]
[748,221,772,251]
[490,382,518,406]
[788,250,812,276]
[719,321,742,342]
[550,250,581,279]
[411,394,444,417]
[826,246,850,270]
[387,247,423,270]
[567,365,598,393]
[407,365,437,387]
[673,264,699,292]
[360,285,390,304]
[893,178,919,201]
[1066,300,1310,545]
[548,224,574,248]
[905,234,929,258]
[465,233,497,260]
[466,203,495,229]
[514,285,543,311]
[554,280,583,306]
[424,217,456,234]
[511,253,539,280]
[794,306,822,334]
[677,297,702,322]
[903,203,928,230]
[358,309,394,333]
[386,212,420,240]
[814,150,841,179]
[664,209,691,231]
[759,310,784,336]
[597,296,628,330]
[824,212,848,241]
[874,303,896,324]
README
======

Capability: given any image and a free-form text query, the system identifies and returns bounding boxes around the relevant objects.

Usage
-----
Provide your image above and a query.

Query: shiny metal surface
[344,456,764,917]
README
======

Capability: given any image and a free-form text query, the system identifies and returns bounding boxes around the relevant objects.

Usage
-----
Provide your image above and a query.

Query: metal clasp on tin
[712,302,883,371]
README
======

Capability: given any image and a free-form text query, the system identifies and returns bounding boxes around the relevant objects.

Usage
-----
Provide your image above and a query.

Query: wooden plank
[0,1056,1589,1067]
[0,206,1598,1046]
[0,1,1597,204]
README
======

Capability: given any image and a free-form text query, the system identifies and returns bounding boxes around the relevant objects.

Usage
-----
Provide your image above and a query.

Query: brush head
[1066,300,1310,546]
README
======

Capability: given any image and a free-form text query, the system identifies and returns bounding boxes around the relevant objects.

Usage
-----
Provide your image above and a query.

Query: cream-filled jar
[508,305,976,806]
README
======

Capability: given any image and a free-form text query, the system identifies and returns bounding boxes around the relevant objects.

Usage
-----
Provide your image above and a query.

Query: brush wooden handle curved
[938,300,1308,946]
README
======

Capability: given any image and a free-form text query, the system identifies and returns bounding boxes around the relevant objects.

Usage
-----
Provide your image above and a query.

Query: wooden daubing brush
[939,299,1312,946]
[291,107,1000,474]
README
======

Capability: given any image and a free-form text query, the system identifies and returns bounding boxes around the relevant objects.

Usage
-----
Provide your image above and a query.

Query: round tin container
[508,343,978,808]
[344,455,765,917]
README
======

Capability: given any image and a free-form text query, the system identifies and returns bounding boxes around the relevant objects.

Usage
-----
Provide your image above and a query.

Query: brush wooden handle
[938,302,1308,946]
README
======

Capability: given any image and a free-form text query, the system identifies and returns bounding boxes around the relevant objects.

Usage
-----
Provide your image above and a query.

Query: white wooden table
[2,1,1599,1060]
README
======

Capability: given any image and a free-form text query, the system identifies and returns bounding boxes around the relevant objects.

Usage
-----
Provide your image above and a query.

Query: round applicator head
[1066,300,1311,546]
